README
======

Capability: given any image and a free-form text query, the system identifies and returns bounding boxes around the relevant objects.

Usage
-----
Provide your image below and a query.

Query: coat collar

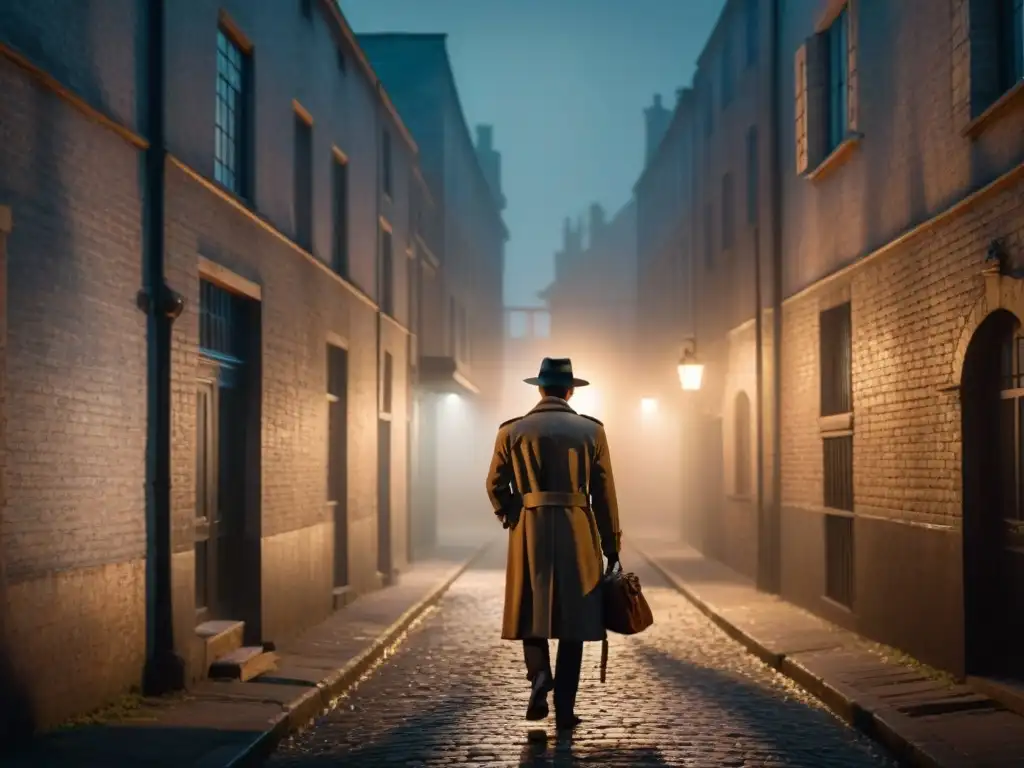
[528,396,578,416]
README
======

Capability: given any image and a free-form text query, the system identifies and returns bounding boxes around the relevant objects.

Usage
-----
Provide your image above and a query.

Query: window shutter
[846,0,859,132]
[806,32,829,168]
[794,42,809,174]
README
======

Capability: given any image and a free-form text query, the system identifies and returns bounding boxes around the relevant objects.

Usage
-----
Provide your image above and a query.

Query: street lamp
[677,339,704,391]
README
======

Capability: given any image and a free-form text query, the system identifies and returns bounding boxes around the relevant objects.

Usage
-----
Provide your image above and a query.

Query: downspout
[753,11,767,592]
[767,0,785,595]
[375,90,385,587]
[140,0,185,693]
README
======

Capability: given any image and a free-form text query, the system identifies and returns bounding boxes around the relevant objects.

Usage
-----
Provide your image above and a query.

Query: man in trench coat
[485,357,622,730]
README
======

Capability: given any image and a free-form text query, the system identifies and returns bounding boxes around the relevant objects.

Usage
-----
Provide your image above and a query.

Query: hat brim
[523,376,590,387]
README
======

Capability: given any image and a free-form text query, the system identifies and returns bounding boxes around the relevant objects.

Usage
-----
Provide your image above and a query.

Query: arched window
[734,391,752,497]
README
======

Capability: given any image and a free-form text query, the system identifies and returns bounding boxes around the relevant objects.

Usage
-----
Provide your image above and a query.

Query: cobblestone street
[266,542,899,767]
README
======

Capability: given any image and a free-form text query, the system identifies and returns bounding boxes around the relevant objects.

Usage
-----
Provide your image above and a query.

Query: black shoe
[555,714,582,731]
[525,672,553,721]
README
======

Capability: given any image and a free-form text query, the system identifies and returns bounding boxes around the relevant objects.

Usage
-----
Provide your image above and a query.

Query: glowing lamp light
[640,397,659,415]
[572,386,601,417]
[677,346,704,391]
[445,393,461,405]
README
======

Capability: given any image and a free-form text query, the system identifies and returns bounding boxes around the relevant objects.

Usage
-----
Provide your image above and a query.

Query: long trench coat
[486,396,622,642]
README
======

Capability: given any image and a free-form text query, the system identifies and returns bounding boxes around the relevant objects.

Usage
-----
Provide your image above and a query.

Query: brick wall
[0,53,148,727]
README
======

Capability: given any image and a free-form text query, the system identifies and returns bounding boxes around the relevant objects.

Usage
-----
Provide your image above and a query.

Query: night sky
[341,0,724,306]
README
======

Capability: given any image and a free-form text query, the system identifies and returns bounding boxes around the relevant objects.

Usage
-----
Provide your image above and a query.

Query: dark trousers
[523,638,584,716]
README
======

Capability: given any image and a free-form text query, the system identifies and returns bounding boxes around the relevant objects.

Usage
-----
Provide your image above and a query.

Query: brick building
[0,0,485,734]
[357,34,509,549]
[637,0,1024,686]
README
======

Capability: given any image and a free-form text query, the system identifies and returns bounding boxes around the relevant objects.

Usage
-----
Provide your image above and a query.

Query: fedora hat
[523,357,590,388]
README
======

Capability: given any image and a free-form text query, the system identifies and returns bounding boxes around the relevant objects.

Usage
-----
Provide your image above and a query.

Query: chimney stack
[644,93,672,164]
[474,123,506,211]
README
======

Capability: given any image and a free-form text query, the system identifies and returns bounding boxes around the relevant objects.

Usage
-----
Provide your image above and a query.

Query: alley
[266,542,898,767]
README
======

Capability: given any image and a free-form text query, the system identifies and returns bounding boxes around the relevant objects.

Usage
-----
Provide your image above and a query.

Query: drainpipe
[140,0,185,694]
[374,89,385,587]
[766,0,785,595]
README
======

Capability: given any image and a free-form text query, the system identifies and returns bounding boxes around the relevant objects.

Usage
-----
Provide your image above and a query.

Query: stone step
[332,585,356,611]
[195,620,245,671]
[208,646,279,682]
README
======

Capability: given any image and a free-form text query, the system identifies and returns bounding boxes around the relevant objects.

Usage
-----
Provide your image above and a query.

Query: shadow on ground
[271,646,895,767]
[0,723,265,768]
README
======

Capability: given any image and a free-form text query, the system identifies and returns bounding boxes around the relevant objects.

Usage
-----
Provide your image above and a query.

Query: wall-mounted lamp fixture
[677,338,704,392]
[986,238,1009,276]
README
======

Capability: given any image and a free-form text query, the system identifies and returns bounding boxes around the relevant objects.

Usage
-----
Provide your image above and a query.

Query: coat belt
[521,491,589,509]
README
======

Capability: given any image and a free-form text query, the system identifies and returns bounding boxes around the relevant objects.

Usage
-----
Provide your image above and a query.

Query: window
[1000,0,1024,90]
[332,154,348,276]
[449,296,457,355]
[721,33,735,108]
[825,7,849,154]
[382,130,393,198]
[326,343,349,588]
[381,352,394,416]
[704,202,714,269]
[721,174,735,250]
[702,83,714,137]
[734,392,752,497]
[294,113,313,251]
[380,227,394,315]
[820,301,854,607]
[326,344,349,505]
[214,28,249,197]
[745,0,759,67]
[746,126,759,226]
[820,302,852,417]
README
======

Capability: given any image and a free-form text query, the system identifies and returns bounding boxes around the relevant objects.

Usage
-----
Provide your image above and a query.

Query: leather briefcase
[603,563,654,636]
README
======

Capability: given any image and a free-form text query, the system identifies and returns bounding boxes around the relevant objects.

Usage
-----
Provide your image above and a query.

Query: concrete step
[195,620,245,671]
[332,585,356,611]
[208,646,279,682]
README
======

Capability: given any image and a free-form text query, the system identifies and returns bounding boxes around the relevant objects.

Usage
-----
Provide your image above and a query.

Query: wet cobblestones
[267,543,898,767]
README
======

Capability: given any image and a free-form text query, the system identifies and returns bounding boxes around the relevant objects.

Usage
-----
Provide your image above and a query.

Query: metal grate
[820,302,852,415]
[824,434,854,511]
[825,512,855,607]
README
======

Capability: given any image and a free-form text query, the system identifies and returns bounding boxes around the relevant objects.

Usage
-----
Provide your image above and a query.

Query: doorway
[378,353,394,584]
[962,308,1023,677]
[327,343,349,590]
[195,279,262,638]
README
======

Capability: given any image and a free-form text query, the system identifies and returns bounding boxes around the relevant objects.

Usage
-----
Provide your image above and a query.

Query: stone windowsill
[964,79,1024,139]
[806,132,864,182]
[818,411,853,434]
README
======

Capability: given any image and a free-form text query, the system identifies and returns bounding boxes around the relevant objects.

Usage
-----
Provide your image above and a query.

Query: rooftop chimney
[474,123,505,211]
[644,93,672,164]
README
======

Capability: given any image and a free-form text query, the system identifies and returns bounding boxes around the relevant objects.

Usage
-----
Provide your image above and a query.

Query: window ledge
[806,133,863,182]
[818,411,853,434]
[964,80,1024,140]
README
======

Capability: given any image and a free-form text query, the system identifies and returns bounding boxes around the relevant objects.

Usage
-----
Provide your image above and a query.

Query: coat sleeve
[485,427,516,516]
[591,425,622,557]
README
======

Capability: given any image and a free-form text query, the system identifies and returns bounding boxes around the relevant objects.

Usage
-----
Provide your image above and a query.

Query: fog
[427,336,688,550]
